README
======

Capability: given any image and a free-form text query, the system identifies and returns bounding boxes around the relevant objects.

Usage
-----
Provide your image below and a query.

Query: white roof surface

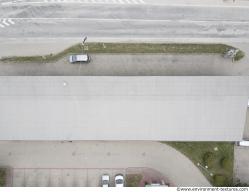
[76,54,88,61]
[0,76,248,141]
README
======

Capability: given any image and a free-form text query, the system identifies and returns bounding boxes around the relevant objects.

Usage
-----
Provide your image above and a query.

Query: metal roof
[0,76,248,141]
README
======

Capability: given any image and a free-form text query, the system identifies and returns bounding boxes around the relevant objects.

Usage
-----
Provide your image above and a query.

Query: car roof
[75,54,88,61]
[102,175,110,180]
[115,175,124,180]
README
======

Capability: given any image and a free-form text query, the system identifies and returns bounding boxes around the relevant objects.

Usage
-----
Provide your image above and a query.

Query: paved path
[0,141,211,186]
[234,146,249,185]
[243,108,249,139]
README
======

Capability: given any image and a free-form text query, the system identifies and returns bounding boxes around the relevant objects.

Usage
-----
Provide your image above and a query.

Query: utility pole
[82,36,88,53]
[82,36,87,46]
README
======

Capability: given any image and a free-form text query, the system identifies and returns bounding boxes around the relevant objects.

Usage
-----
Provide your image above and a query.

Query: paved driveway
[0,141,211,187]
[234,146,249,184]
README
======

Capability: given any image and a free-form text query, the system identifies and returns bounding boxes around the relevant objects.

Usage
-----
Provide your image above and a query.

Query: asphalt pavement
[0,2,249,41]
[0,53,247,76]
[0,0,249,186]
[0,0,249,57]
[12,168,126,187]
[0,141,211,186]
[243,108,249,139]
[234,146,249,185]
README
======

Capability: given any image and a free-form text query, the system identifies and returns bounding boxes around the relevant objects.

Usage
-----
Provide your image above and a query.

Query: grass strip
[126,174,143,187]
[0,168,6,187]
[164,142,234,187]
[0,43,244,63]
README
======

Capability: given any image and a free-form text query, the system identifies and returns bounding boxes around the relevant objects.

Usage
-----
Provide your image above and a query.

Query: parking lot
[0,141,210,186]
[12,168,125,187]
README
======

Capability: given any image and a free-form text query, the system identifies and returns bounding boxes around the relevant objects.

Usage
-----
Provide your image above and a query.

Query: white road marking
[0,18,16,29]
[132,0,138,4]
[0,0,146,4]
[4,18,249,24]
[1,1,13,5]
[7,19,15,25]
[2,19,10,26]
[1,37,248,43]
[137,0,144,3]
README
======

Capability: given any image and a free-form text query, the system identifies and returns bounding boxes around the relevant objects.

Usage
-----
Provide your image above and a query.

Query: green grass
[165,142,234,187]
[0,168,6,187]
[126,174,143,187]
[0,43,244,63]
[234,50,245,61]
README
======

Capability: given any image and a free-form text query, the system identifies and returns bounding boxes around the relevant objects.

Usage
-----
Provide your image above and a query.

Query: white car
[115,174,124,187]
[101,174,110,187]
[69,54,90,63]
[237,140,249,147]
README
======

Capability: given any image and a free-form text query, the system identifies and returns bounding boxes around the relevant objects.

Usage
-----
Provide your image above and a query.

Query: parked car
[115,174,124,187]
[101,174,110,187]
[145,183,169,187]
[236,140,249,147]
[69,54,90,63]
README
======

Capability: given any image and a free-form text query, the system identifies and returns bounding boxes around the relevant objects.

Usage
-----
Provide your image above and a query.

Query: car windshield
[102,179,109,185]
[116,179,123,184]
[102,180,108,185]
[72,55,77,61]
